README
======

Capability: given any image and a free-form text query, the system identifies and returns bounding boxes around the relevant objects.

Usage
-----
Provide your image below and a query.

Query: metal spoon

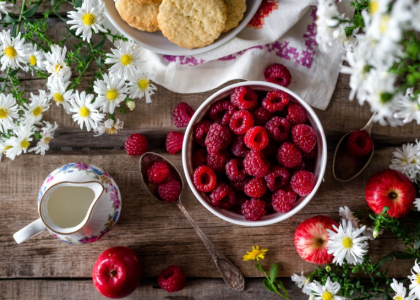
[139,152,245,291]
[332,112,376,182]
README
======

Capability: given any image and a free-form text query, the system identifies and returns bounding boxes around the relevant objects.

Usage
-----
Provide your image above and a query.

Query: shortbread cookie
[157,0,227,49]
[223,0,247,33]
[137,0,161,4]
[116,0,160,32]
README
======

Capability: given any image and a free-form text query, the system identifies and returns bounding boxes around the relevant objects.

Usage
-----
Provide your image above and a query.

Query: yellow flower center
[343,237,353,249]
[395,296,403,300]
[106,89,118,101]
[0,107,9,119]
[53,93,64,104]
[44,137,52,144]
[82,13,96,26]
[20,138,30,149]
[54,64,63,73]
[4,46,17,58]
[3,145,12,153]
[411,158,417,164]
[322,291,334,300]
[120,54,133,66]
[106,126,118,135]
[32,106,43,117]
[416,274,420,284]
[380,15,390,33]
[370,0,378,14]
[29,55,37,66]
[80,106,90,117]
[138,79,150,90]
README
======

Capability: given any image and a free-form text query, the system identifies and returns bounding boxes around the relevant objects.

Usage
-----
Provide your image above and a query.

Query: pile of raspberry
[191,86,317,221]
[146,160,182,202]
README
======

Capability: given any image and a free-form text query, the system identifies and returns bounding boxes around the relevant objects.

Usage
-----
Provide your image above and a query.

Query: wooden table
[2,4,418,300]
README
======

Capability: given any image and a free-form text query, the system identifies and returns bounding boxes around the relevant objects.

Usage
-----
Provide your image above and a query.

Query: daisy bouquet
[316,0,420,126]
[0,0,156,161]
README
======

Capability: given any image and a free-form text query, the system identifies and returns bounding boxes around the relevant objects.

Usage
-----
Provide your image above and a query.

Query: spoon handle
[175,201,245,291]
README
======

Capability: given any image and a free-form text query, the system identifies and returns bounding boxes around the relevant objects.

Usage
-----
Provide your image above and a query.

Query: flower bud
[126,101,135,111]
[325,265,331,272]
[373,228,380,238]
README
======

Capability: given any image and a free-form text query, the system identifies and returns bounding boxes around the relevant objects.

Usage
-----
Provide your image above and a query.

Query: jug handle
[13,219,47,244]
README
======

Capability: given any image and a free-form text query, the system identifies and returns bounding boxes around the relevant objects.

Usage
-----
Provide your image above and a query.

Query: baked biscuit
[137,0,162,4]
[116,0,160,32]
[223,0,247,33]
[157,0,227,49]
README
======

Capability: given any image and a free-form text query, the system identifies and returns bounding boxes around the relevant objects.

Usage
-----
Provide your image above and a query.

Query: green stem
[257,260,290,300]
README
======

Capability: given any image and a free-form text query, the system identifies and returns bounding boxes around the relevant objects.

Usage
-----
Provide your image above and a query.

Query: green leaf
[274,279,289,297]
[415,240,420,250]
[375,251,416,270]
[22,2,41,18]
[94,37,107,50]
[74,0,82,8]
[263,278,275,293]
[269,263,278,283]
[384,292,392,300]
[8,69,19,77]
[4,14,17,23]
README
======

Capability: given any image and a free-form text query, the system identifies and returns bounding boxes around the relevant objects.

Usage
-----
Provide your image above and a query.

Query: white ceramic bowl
[182,81,327,227]
[103,0,262,56]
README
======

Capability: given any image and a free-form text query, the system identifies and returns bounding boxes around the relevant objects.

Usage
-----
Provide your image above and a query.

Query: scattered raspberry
[264,63,292,87]
[272,189,297,213]
[158,265,186,293]
[292,124,317,153]
[209,183,237,209]
[290,170,314,196]
[192,148,207,169]
[230,86,258,110]
[209,100,236,126]
[262,90,289,112]
[264,165,290,192]
[158,180,181,202]
[147,161,170,184]
[166,131,184,154]
[265,116,291,142]
[205,123,232,154]
[230,176,252,193]
[230,135,249,158]
[244,126,269,151]
[286,102,307,126]
[346,130,373,157]
[302,147,317,159]
[225,158,247,181]
[244,150,271,177]
[125,133,149,156]
[253,107,274,126]
[229,110,255,135]
[244,177,267,198]
[207,150,231,174]
[193,120,213,147]
[241,198,266,221]
[193,165,217,192]
[172,102,195,128]
[276,142,302,168]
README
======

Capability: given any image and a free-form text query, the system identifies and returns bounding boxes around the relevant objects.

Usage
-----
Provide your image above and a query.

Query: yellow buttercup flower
[243,246,267,261]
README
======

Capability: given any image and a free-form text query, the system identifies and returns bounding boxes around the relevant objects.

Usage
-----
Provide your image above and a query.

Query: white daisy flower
[67,0,107,43]
[315,0,340,53]
[291,272,312,296]
[24,44,45,73]
[0,30,29,71]
[0,2,13,20]
[29,121,58,155]
[408,260,420,299]
[126,72,156,103]
[391,278,416,300]
[412,2,420,32]
[44,45,71,82]
[340,46,369,101]
[389,142,420,183]
[309,277,345,300]
[0,137,11,162]
[47,78,73,113]
[94,119,123,136]
[105,40,142,80]
[327,220,369,266]
[338,206,359,229]
[93,73,128,114]
[332,15,359,52]
[393,89,420,125]
[69,90,105,131]
[0,93,19,131]
[22,90,50,125]
[4,123,34,160]
[368,0,391,18]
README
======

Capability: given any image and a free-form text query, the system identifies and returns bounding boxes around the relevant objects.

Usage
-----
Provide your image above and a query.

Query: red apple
[365,169,416,218]
[294,215,338,265]
[92,246,141,299]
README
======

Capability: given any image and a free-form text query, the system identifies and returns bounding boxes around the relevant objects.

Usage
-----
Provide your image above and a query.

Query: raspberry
[244,150,271,177]
[276,142,302,169]
[147,161,170,184]
[265,116,291,142]
[172,102,195,128]
[264,165,290,192]
[205,123,232,154]
[230,176,252,192]
[225,158,247,181]
[346,130,373,157]
[209,183,237,209]
[230,135,249,158]
[125,133,149,156]
[166,131,184,154]
[262,90,289,112]
[230,86,258,110]
[192,148,207,169]
[209,100,236,126]
[193,120,213,147]
[263,141,280,158]
[262,192,273,212]
[193,165,217,192]
[286,102,307,126]
[158,180,182,202]
[264,63,292,87]
[253,107,274,126]
[207,150,231,174]
[290,160,306,172]
[292,124,317,153]
[244,177,267,198]
[272,189,297,213]
[241,198,266,221]
[302,147,317,159]
[290,170,314,196]
[229,110,255,135]
[158,265,186,293]
[244,126,269,151]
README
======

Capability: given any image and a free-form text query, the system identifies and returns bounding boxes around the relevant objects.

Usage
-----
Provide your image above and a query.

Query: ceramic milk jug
[13,163,121,245]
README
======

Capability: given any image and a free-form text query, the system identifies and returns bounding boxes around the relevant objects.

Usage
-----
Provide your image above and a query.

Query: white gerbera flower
[94,73,128,114]
[391,278,416,300]
[0,93,19,131]
[94,119,123,136]
[24,44,45,73]
[0,30,28,71]
[44,45,71,82]
[309,277,345,300]
[315,0,340,53]
[408,260,420,298]
[327,220,369,266]
[105,40,142,80]
[47,78,73,113]
[291,272,311,296]
[389,142,420,183]
[22,90,50,125]
[4,124,34,160]
[393,89,420,125]
[67,0,106,43]
[126,72,156,103]
[29,121,58,155]
[69,90,104,131]
[0,2,13,20]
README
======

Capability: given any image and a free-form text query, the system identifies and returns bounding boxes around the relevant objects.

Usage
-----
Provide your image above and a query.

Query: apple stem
[109,270,117,277]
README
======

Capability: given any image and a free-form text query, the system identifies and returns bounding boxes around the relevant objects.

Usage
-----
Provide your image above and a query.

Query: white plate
[103,0,262,56]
